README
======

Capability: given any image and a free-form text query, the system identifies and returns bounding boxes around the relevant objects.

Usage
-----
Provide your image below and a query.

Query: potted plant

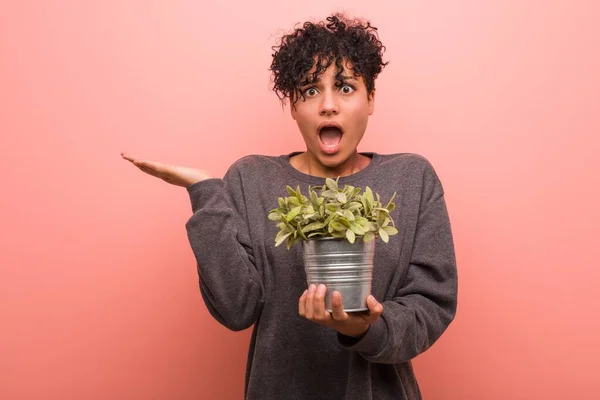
[268,178,398,311]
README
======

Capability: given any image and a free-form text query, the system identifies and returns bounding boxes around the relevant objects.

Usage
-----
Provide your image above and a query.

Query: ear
[290,102,297,120]
[368,89,376,115]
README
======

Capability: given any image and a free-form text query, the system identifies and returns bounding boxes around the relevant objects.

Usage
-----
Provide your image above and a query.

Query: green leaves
[325,178,339,191]
[349,222,365,235]
[269,178,399,249]
[302,222,325,233]
[346,229,356,244]
[378,227,389,243]
[285,206,302,222]
[275,230,291,247]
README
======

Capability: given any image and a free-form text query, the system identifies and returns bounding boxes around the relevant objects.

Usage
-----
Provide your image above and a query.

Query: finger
[133,159,166,173]
[122,154,170,177]
[313,284,329,321]
[331,291,348,321]
[121,152,136,162]
[136,161,174,181]
[138,165,162,178]
[298,289,308,317]
[365,295,384,322]
[304,284,316,319]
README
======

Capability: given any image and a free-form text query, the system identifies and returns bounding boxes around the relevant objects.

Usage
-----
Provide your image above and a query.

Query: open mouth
[318,123,343,153]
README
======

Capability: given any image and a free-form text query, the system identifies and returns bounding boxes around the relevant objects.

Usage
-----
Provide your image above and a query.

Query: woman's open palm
[121,153,211,188]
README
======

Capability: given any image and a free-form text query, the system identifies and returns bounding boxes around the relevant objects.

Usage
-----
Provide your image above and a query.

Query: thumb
[366,295,383,321]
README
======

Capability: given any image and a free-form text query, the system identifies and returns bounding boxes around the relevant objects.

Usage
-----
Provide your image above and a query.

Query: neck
[292,151,370,178]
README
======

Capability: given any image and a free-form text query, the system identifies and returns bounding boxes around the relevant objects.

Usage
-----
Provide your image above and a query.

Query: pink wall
[1,1,598,399]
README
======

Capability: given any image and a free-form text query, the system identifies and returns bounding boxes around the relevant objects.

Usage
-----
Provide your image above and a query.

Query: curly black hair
[269,13,388,106]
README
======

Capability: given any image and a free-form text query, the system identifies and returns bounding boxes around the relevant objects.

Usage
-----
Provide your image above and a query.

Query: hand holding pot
[299,284,384,338]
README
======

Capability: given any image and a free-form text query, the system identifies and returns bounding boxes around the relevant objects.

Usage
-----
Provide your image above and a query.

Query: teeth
[319,125,342,151]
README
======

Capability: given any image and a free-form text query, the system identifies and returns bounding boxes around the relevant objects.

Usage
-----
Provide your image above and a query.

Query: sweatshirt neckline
[278,152,383,185]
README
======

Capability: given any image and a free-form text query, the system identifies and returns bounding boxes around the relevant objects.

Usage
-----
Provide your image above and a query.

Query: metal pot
[302,237,375,312]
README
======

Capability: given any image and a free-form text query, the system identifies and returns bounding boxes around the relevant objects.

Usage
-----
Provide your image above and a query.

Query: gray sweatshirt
[185,152,457,400]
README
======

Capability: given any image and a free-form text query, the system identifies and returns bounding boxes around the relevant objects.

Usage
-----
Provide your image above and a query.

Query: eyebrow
[301,75,357,86]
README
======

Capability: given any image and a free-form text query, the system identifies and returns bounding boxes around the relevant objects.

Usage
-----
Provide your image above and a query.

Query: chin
[318,152,348,169]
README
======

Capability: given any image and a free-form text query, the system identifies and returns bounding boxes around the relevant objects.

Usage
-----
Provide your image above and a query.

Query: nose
[319,90,339,116]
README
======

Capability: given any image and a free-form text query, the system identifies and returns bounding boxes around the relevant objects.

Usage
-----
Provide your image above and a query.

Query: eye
[340,85,355,94]
[303,87,318,97]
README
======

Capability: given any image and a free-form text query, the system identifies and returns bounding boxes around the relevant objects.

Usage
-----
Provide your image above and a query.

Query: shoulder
[373,153,445,195]
[376,152,437,175]
[227,154,282,173]
[223,154,284,186]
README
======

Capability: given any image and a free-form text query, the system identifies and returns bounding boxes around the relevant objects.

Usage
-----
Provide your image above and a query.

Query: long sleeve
[339,161,458,363]
[185,168,265,331]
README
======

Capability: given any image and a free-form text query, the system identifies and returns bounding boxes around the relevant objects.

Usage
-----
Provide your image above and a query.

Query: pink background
[1,1,599,399]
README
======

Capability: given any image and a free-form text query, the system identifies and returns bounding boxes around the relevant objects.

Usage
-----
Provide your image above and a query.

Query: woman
[123,13,457,400]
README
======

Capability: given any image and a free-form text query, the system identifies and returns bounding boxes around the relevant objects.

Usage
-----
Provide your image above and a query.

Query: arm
[185,167,265,331]
[121,153,264,331]
[338,162,458,363]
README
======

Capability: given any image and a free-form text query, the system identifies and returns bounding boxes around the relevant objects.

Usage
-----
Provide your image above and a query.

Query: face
[290,59,375,176]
